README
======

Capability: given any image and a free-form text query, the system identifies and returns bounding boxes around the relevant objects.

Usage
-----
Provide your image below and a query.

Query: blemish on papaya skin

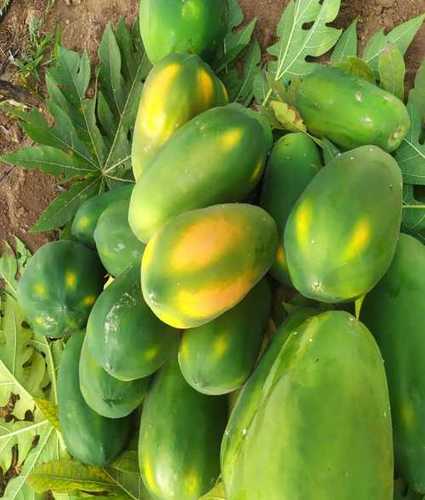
[295,200,312,249]
[213,334,229,357]
[343,218,371,261]
[65,271,77,289]
[141,63,182,137]
[33,283,47,297]
[34,316,45,325]
[221,128,244,151]
[77,216,90,229]
[171,217,241,272]
[197,69,214,105]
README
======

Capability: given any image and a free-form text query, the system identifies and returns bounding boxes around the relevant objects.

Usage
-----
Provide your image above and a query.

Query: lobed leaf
[330,19,358,63]
[378,43,405,100]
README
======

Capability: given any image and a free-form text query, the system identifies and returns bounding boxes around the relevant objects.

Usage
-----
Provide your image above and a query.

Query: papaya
[361,234,425,493]
[221,308,317,492]
[224,311,393,500]
[260,133,322,284]
[139,0,228,65]
[178,279,271,396]
[86,265,178,381]
[141,203,278,329]
[284,145,402,303]
[295,65,410,152]
[394,479,424,500]
[79,334,149,419]
[132,53,228,180]
[58,332,130,465]
[138,358,227,500]
[94,199,145,277]
[17,240,104,338]
[129,104,273,243]
[71,185,133,247]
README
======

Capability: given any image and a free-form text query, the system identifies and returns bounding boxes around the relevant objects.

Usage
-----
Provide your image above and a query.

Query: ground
[0,0,424,251]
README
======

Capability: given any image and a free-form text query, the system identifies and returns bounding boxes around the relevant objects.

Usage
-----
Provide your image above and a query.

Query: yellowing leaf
[270,100,306,133]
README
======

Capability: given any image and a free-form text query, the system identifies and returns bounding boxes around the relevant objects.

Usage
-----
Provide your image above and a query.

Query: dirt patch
[1,0,425,251]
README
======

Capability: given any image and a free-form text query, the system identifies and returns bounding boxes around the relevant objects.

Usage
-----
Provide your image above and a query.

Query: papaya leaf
[270,100,306,133]
[111,451,139,474]
[199,482,226,499]
[216,18,257,73]
[334,56,375,83]
[401,185,425,243]
[34,399,60,431]
[394,478,424,499]
[264,0,342,104]
[396,60,425,186]
[253,70,269,105]
[378,44,405,100]
[330,19,358,63]
[30,177,104,233]
[0,241,20,298]
[363,13,425,72]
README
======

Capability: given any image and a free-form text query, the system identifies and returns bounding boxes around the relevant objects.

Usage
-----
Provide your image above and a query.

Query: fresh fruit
[79,334,149,419]
[260,133,322,284]
[224,311,393,500]
[178,278,271,395]
[285,145,402,303]
[141,203,278,329]
[132,53,228,180]
[94,199,145,276]
[86,265,178,381]
[361,234,425,493]
[17,240,104,338]
[221,308,316,491]
[129,104,273,243]
[58,332,130,466]
[139,357,227,500]
[71,185,133,247]
[139,0,228,64]
[294,65,410,152]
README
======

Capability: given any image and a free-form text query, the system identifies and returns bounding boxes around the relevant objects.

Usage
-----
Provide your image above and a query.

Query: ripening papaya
[224,311,393,500]
[17,241,104,338]
[71,185,133,247]
[295,65,410,152]
[361,234,425,493]
[260,133,322,285]
[86,266,178,381]
[141,203,278,329]
[285,145,402,303]
[58,332,130,465]
[132,53,228,180]
[178,279,271,395]
[139,0,228,65]
[79,334,149,419]
[94,200,145,276]
[138,358,227,500]
[129,104,273,243]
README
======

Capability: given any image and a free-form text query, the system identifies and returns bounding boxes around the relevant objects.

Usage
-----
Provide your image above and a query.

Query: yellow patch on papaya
[295,201,312,249]
[197,69,214,105]
[177,275,252,320]
[142,458,158,494]
[77,216,90,229]
[33,283,47,297]
[249,158,264,185]
[182,1,201,19]
[184,469,200,496]
[82,295,96,307]
[142,64,182,137]
[144,346,159,361]
[276,244,286,265]
[153,306,187,329]
[172,217,241,272]
[343,218,371,261]
[213,334,229,357]
[220,80,229,101]
[65,271,77,289]
[142,234,158,273]
[221,128,244,151]
[34,316,45,325]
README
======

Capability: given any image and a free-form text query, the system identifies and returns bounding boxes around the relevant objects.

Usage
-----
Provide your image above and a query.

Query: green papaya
[394,479,424,500]
[139,0,228,64]
[58,332,130,465]
[224,311,393,500]
[129,104,273,243]
[94,200,145,277]
[221,308,316,492]
[295,65,410,152]
[17,241,104,338]
[79,334,149,419]
[87,266,178,381]
[260,133,322,284]
[141,203,278,329]
[132,53,228,180]
[285,145,402,303]
[178,279,271,395]
[139,358,227,499]
[361,234,425,493]
[71,185,133,247]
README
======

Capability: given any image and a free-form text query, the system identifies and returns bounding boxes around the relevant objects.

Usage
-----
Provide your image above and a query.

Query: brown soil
[0,0,424,251]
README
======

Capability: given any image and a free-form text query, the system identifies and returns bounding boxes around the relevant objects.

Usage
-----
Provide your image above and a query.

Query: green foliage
[330,19,358,63]
[0,19,150,233]
[378,43,405,100]
[269,100,306,132]
[334,56,375,83]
